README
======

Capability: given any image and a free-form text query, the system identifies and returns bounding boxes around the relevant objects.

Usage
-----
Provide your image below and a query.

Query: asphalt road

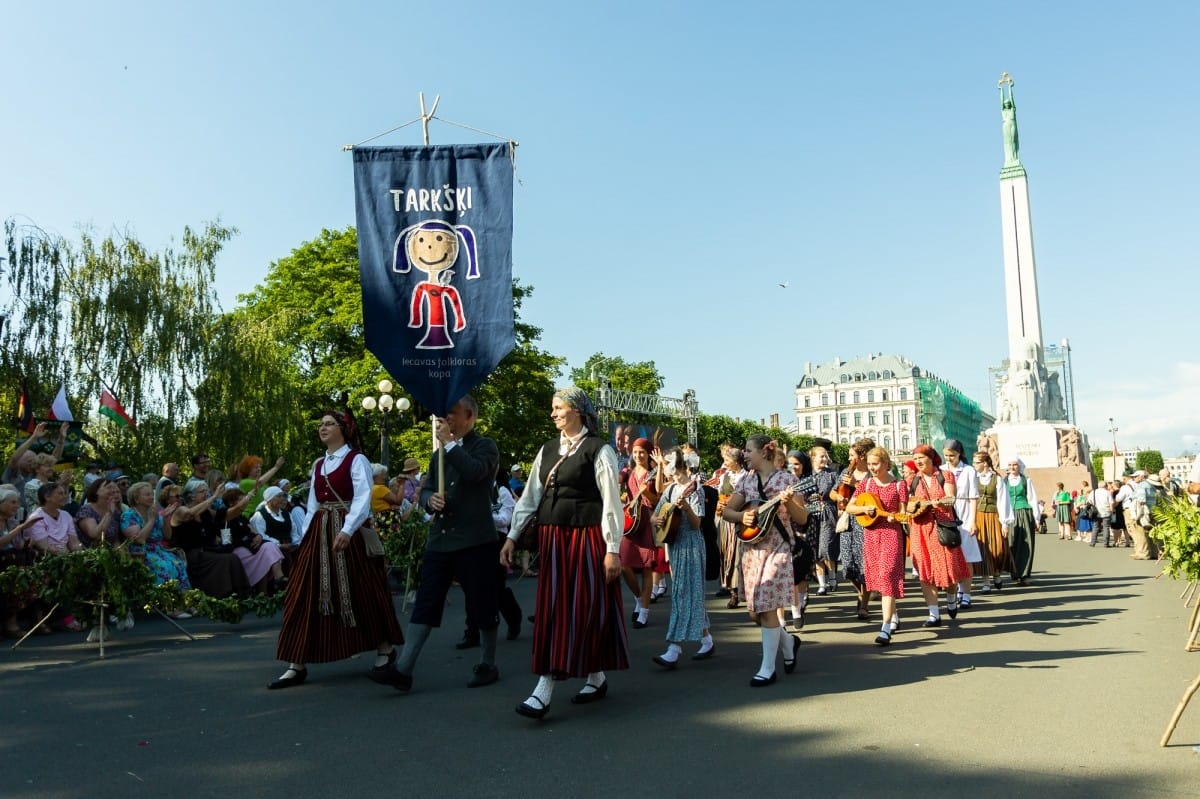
[4,525,1198,799]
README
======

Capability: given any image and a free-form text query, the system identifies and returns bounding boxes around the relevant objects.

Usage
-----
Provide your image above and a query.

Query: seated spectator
[0,486,38,637]
[168,483,251,599]
[250,486,296,547]
[231,455,287,517]
[75,477,124,548]
[223,487,287,593]
[27,482,84,632]
[369,464,414,537]
[121,482,192,595]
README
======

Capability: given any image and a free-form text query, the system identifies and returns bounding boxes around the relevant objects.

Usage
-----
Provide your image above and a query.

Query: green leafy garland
[1152,495,1200,583]
[0,546,285,625]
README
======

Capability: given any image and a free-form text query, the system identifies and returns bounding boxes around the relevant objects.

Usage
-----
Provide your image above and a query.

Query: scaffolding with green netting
[915,377,992,455]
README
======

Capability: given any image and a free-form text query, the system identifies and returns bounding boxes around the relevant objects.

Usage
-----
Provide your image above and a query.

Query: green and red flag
[99,387,136,428]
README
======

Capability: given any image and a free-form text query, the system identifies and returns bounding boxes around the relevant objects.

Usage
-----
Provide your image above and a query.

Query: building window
[838,392,846,404]
[821,414,831,429]
[868,412,876,425]
[881,389,889,401]
[821,393,829,406]
[852,391,860,404]
[882,411,890,424]
[853,412,862,426]
[839,413,848,427]
[804,416,813,431]
[900,409,910,424]
[867,389,874,402]
[883,435,892,449]
[901,434,910,450]
[900,387,908,400]
[803,395,811,408]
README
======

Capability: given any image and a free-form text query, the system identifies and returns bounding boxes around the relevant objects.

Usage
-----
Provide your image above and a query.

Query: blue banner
[353,144,515,416]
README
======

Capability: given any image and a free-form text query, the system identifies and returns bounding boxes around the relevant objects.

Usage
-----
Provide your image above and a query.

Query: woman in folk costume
[619,437,661,628]
[971,451,1013,590]
[843,447,908,645]
[501,387,628,720]
[940,439,982,608]
[714,444,748,608]
[907,444,972,628]
[719,435,808,687]
[269,410,403,689]
[998,457,1040,586]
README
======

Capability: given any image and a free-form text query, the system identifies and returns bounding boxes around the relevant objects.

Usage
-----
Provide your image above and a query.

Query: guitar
[653,480,695,547]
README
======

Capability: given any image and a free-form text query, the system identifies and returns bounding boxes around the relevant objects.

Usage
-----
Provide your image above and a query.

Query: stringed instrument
[654,478,698,546]
[622,467,658,536]
[735,491,794,544]
[852,491,934,527]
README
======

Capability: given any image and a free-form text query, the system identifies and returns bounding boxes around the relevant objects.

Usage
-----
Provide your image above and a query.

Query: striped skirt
[532,523,629,679]
[275,505,403,664]
[974,509,1013,577]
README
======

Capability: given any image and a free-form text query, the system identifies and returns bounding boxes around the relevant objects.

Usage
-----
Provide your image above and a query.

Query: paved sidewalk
[3,529,1197,798]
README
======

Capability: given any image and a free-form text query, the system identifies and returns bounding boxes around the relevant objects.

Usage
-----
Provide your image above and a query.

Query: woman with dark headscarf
[501,387,627,719]
[268,409,403,689]
[783,450,819,629]
[835,438,874,618]
[907,444,972,627]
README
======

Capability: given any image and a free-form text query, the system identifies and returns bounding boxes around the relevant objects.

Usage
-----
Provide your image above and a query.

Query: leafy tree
[1,218,234,469]
[1136,450,1165,475]
[569,353,665,396]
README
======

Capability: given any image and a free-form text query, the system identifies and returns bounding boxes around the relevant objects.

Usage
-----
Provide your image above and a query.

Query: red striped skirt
[275,505,403,664]
[532,523,629,679]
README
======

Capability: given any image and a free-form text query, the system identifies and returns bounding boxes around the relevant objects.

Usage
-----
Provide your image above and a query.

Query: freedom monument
[977,74,1091,500]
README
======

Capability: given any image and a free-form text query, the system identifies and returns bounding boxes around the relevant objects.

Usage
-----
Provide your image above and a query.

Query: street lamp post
[1108,416,1119,480]
[361,379,411,470]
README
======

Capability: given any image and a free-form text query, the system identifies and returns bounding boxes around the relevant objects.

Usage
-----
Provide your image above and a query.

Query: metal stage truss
[593,376,699,446]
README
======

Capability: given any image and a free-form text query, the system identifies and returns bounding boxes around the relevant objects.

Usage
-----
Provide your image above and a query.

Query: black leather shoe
[268,667,307,690]
[749,672,777,688]
[571,679,608,704]
[652,654,678,670]
[455,632,480,650]
[875,630,892,646]
[515,696,550,719]
[922,617,942,628]
[947,602,958,620]
[632,618,648,629]
[467,663,499,688]
[506,621,521,641]
[783,634,800,674]
[691,643,716,661]
[368,666,413,692]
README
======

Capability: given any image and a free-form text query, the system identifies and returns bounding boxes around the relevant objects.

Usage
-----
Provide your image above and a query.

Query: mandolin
[654,479,696,546]
[736,492,791,544]
[852,492,934,527]
[622,467,658,536]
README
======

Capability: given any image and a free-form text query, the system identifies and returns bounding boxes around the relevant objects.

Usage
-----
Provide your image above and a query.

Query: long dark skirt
[532,523,629,679]
[1009,507,1037,580]
[275,508,403,664]
[185,548,251,599]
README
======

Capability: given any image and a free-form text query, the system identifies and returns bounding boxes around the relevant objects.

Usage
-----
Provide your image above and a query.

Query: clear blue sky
[4,1,1197,455]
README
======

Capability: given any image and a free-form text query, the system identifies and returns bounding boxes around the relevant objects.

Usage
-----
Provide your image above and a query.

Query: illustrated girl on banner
[393,220,480,349]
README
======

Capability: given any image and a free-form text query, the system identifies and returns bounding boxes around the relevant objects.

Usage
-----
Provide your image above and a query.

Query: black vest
[256,508,292,543]
[537,436,605,528]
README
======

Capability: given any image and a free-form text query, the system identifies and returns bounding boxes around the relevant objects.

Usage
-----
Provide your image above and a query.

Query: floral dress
[655,482,709,642]
[736,469,796,614]
[122,508,191,589]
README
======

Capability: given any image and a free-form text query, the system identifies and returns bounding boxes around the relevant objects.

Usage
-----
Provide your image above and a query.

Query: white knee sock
[777,629,797,660]
[579,671,606,694]
[697,633,714,654]
[659,643,682,662]
[757,626,782,678]
[927,604,940,620]
[529,674,554,705]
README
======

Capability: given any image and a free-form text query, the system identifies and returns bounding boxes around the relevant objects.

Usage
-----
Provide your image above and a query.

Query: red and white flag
[47,384,74,422]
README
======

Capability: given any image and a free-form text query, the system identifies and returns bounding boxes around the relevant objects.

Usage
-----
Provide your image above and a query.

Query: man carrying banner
[371,394,502,692]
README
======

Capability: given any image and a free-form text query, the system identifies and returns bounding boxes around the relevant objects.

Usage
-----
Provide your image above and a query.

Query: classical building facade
[794,354,994,454]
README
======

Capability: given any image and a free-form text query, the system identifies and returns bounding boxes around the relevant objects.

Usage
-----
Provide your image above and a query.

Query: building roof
[798,353,919,386]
